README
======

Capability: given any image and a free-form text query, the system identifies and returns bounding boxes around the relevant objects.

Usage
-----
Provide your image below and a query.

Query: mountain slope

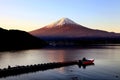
[30,18,120,38]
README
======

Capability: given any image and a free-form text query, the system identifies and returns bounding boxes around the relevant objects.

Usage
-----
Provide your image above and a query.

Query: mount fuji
[30,18,120,38]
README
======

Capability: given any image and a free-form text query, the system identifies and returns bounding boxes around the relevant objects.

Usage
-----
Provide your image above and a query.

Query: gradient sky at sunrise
[0,0,120,32]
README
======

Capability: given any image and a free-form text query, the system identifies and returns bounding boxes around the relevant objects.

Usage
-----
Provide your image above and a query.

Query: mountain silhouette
[0,28,47,51]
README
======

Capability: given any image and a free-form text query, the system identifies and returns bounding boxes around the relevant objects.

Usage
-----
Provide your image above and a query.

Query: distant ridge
[30,18,120,38]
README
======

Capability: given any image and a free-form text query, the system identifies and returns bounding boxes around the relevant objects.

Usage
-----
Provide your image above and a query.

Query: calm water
[0,46,120,80]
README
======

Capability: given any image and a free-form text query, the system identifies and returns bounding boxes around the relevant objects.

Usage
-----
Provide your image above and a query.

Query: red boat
[82,59,94,65]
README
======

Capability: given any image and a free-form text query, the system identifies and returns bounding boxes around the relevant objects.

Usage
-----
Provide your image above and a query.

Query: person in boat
[82,57,87,61]
[78,60,82,64]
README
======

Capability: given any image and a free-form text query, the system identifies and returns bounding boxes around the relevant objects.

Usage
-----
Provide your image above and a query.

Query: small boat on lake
[82,59,94,65]
[79,59,94,65]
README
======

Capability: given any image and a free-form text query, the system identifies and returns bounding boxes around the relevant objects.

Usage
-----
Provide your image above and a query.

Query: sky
[0,0,120,32]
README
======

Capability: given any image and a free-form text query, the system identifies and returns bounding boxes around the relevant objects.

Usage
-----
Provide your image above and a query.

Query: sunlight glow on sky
[0,0,120,32]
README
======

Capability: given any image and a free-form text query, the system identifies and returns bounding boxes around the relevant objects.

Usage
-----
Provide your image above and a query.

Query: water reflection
[0,45,120,80]
[78,63,95,69]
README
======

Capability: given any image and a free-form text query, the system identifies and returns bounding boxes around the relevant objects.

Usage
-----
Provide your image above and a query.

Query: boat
[82,59,94,65]
[78,59,94,65]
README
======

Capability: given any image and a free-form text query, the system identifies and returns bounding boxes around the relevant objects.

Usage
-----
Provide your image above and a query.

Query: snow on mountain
[46,18,78,28]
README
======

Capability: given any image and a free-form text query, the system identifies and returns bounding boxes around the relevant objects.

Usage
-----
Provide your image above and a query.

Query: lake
[0,45,120,80]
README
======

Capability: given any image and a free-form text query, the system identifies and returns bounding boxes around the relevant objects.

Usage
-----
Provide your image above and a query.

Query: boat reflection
[78,63,95,69]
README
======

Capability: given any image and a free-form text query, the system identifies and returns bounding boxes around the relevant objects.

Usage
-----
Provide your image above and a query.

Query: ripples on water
[0,45,120,80]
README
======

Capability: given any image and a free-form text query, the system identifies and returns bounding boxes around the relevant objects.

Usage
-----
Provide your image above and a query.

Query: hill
[0,28,47,51]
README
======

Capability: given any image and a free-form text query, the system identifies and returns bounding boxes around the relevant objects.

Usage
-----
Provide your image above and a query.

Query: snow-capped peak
[56,18,77,25]
[46,18,78,28]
